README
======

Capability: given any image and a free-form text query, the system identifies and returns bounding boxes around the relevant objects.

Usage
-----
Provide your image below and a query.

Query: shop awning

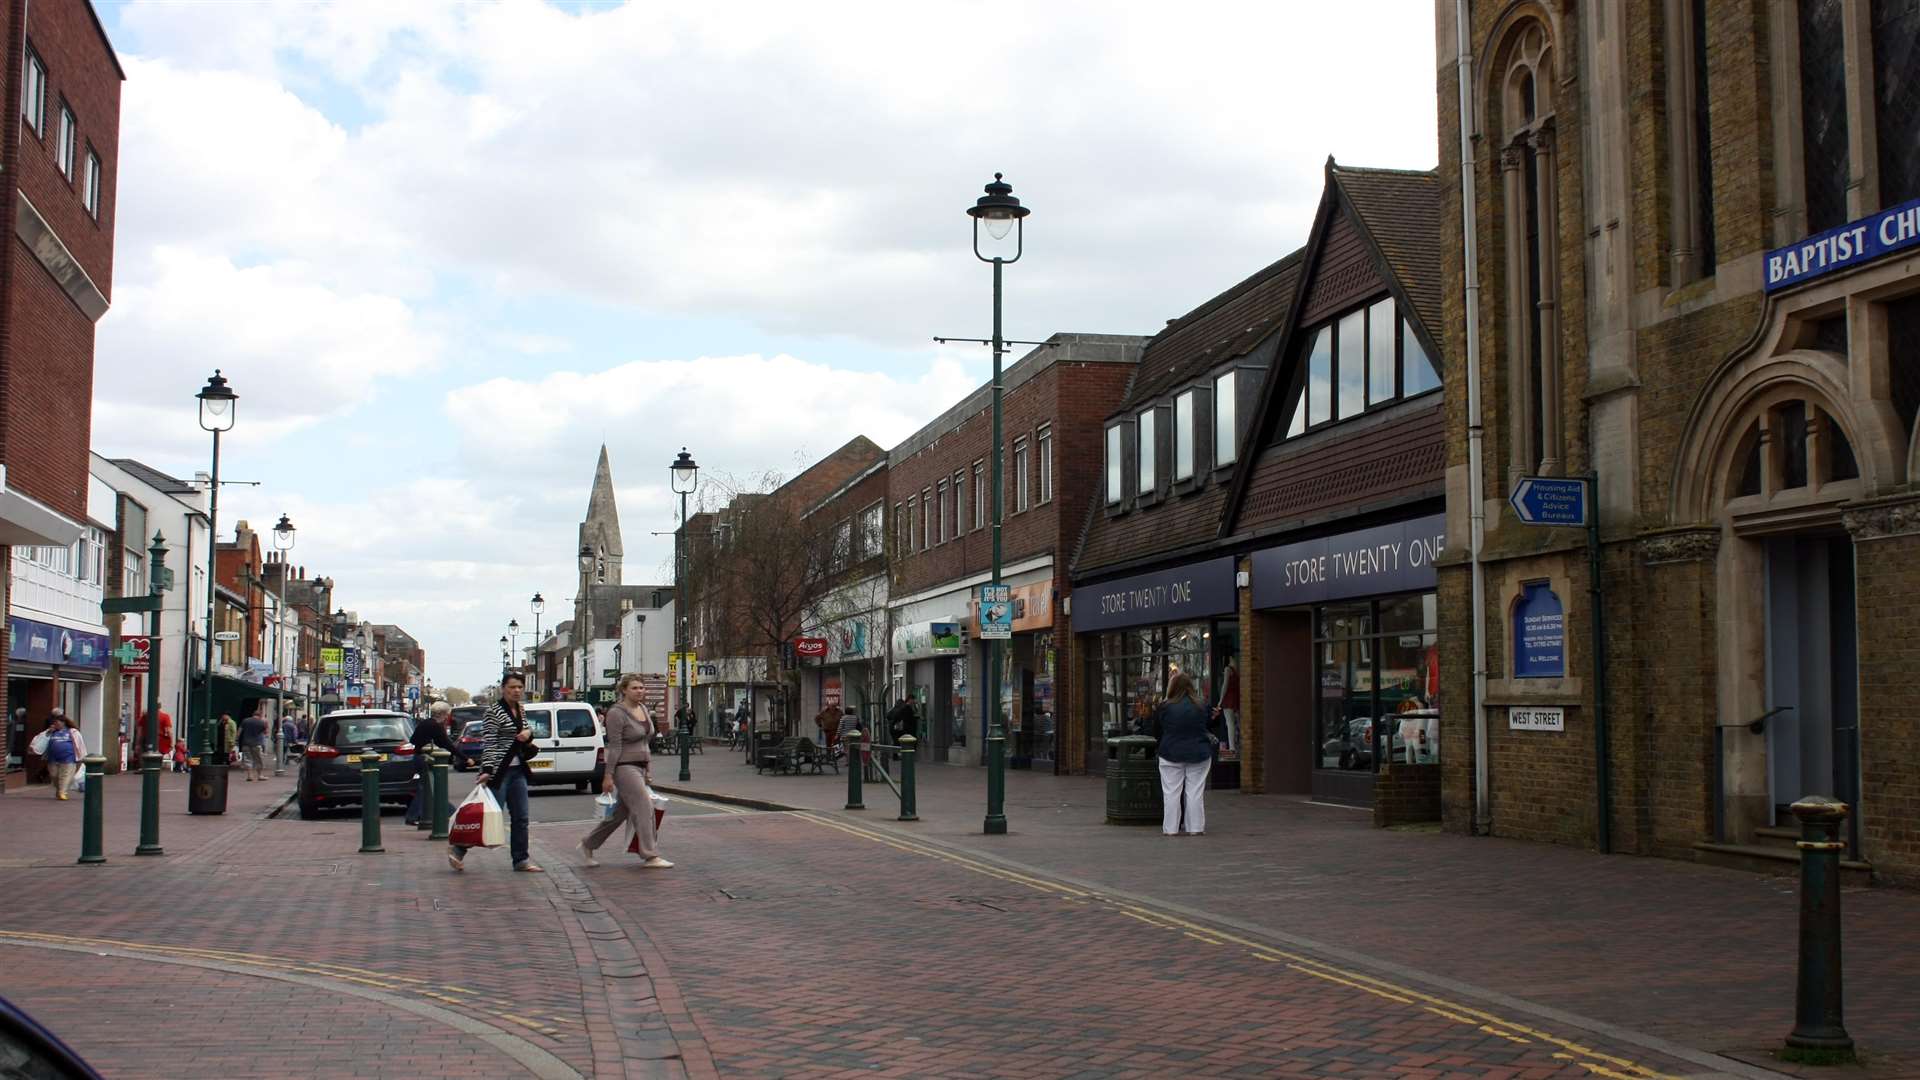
[0,484,82,547]
[188,672,277,724]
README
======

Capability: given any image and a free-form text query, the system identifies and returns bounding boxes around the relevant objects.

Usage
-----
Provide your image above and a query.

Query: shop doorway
[1763,535,1860,825]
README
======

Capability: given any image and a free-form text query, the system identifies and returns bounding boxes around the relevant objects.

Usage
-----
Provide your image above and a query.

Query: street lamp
[965,173,1029,836]
[670,447,699,782]
[499,634,509,673]
[135,532,168,855]
[530,592,545,699]
[508,618,520,679]
[193,370,236,814]
[271,513,295,776]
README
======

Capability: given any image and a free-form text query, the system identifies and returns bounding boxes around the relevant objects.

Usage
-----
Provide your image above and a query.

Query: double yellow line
[788,814,1678,1080]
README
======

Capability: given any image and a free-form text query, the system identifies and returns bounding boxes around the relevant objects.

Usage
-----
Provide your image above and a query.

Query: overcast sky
[90,0,1439,692]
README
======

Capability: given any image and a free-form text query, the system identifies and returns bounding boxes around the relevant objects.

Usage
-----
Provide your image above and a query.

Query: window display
[1095,620,1239,762]
[1315,593,1439,771]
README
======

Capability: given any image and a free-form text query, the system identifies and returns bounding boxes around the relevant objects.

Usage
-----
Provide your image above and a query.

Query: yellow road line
[778,820,1678,1080]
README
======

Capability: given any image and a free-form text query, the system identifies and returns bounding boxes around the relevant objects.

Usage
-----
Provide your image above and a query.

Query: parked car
[296,709,420,819]
[454,719,487,771]
[0,994,103,1078]
[518,701,605,791]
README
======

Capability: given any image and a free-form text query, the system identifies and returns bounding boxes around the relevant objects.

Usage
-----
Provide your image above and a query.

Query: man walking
[450,673,541,873]
[238,705,270,781]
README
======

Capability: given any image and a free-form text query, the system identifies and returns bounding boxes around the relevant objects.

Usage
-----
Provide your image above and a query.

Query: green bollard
[898,735,918,821]
[359,753,385,853]
[1785,796,1854,1061]
[78,756,106,865]
[136,751,164,856]
[845,729,864,810]
[429,750,451,840]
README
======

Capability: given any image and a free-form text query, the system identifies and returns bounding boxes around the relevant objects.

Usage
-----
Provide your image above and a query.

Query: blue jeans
[453,768,531,867]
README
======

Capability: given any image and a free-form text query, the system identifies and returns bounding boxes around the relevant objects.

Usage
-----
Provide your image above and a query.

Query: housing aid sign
[1765,198,1920,293]
[1251,515,1446,608]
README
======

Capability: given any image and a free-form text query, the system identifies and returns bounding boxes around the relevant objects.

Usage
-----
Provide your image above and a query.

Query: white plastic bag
[451,784,505,848]
[68,767,86,793]
[594,792,618,820]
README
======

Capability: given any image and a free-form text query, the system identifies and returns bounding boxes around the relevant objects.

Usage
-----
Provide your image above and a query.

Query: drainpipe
[1457,0,1492,834]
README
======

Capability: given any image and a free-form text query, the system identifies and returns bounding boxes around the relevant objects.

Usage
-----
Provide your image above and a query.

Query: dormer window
[1174,390,1196,480]
[1214,371,1237,465]
[1106,424,1123,504]
[1286,295,1440,438]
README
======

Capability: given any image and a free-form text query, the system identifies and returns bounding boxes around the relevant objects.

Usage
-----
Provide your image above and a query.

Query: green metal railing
[844,731,917,821]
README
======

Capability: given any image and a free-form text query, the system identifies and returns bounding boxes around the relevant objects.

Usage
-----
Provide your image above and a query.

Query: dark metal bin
[1105,735,1161,825]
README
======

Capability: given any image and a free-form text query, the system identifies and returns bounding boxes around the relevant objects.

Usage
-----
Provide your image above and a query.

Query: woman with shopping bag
[448,672,541,873]
[577,673,673,869]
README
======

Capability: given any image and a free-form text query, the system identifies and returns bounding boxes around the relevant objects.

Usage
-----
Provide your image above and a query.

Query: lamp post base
[984,728,1007,835]
[136,752,164,855]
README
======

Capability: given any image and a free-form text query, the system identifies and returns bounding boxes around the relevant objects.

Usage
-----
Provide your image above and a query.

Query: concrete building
[0,0,122,791]
[887,333,1144,768]
[1433,0,1920,878]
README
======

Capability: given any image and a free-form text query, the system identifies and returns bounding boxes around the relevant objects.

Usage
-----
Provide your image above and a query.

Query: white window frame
[936,478,949,543]
[1174,391,1196,480]
[859,501,883,559]
[1037,425,1053,504]
[1106,424,1123,504]
[1214,371,1237,465]
[973,460,986,525]
[1013,437,1030,513]
[83,149,100,218]
[124,550,144,596]
[56,103,75,179]
[921,488,932,550]
[952,470,966,535]
[22,47,45,136]
[1137,409,1157,493]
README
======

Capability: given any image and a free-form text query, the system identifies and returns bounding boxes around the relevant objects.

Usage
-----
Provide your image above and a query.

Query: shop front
[1072,556,1243,788]
[804,615,886,742]
[890,619,968,763]
[6,615,110,788]
[1251,514,1444,808]
[967,580,1058,771]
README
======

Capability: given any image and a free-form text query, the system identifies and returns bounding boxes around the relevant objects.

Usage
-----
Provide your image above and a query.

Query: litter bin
[1105,735,1161,825]
[187,760,229,815]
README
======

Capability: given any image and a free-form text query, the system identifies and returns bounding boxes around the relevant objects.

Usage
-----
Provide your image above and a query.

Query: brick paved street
[1,765,1915,1077]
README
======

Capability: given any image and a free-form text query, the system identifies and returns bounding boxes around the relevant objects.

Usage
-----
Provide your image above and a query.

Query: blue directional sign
[1509,477,1588,527]
[407,685,420,702]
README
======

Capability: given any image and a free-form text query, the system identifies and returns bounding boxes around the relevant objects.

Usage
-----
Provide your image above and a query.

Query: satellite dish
[213,631,242,642]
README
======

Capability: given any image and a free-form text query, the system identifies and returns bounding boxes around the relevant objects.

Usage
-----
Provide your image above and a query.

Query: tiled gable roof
[110,458,197,496]
[1331,164,1441,339]
[1120,247,1306,410]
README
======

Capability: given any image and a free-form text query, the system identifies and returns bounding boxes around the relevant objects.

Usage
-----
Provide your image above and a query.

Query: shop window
[1137,409,1156,493]
[1214,371,1237,465]
[1174,392,1195,480]
[1288,299,1439,440]
[1801,0,1850,232]
[1314,594,1439,772]
[1105,425,1123,504]
[1873,0,1920,208]
[1093,621,1234,745]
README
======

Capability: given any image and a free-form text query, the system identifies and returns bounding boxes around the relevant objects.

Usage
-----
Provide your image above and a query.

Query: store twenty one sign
[1250,515,1446,609]
[1072,556,1238,633]
[1765,197,1920,292]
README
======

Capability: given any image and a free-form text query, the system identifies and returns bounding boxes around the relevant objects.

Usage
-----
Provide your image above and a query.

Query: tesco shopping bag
[450,785,505,848]
[625,793,669,853]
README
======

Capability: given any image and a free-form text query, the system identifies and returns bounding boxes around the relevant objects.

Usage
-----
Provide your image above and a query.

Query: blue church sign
[1513,582,1565,679]
[1765,198,1920,293]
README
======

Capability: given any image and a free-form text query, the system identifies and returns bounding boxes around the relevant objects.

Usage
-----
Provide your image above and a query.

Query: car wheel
[298,790,320,819]
[574,780,589,792]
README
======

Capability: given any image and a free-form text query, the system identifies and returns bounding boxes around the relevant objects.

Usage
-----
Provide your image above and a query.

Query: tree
[441,686,472,706]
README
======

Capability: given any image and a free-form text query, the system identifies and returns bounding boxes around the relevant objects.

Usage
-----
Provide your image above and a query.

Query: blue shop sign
[1251,515,1446,608]
[1512,581,1565,679]
[8,616,109,669]
[1765,198,1920,293]
[1072,556,1238,634]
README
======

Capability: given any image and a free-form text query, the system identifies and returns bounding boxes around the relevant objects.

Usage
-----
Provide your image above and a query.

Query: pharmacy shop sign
[1251,515,1446,608]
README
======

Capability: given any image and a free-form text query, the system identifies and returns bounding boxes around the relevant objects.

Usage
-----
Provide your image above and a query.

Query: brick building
[1433,0,1920,878]
[1070,162,1446,822]
[793,449,888,736]
[0,0,121,789]
[887,334,1144,769]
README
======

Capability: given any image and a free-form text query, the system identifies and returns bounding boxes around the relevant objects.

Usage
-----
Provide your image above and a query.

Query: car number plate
[529,759,553,769]
[345,754,363,763]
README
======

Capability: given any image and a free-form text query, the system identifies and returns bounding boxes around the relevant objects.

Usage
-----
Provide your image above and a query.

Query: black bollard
[1784,795,1854,1061]
[78,756,106,865]
[898,735,918,821]
[429,750,451,840]
[359,753,385,854]
[845,729,864,810]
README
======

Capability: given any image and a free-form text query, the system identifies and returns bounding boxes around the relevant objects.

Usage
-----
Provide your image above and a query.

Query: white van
[518,701,605,791]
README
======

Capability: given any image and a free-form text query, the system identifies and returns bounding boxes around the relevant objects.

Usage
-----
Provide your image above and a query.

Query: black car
[297,709,420,819]
[0,994,103,1078]
[454,718,487,771]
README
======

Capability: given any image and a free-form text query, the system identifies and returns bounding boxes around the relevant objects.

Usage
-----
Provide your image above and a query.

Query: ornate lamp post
[507,618,520,682]
[965,173,1029,836]
[499,634,510,676]
[135,532,168,854]
[271,514,295,775]
[670,447,699,782]
[530,592,545,699]
[193,371,236,814]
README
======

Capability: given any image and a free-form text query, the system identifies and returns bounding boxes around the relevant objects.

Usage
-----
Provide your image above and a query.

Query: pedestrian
[150,708,174,763]
[449,671,541,873]
[1149,672,1225,837]
[279,711,301,771]
[221,713,239,766]
[31,714,84,800]
[406,701,463,826]
[578,674,672,869]
[238,707,270,781]
[885,696,917,742]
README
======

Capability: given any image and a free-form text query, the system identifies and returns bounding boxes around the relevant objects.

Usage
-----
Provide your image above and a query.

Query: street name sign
[1509,477,1588,527]
[1509,706,1565,732]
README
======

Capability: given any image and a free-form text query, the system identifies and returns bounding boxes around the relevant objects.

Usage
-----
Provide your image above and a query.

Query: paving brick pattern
[583,811,1700,1080]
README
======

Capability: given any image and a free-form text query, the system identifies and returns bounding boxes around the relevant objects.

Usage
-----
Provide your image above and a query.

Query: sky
[88,0,1439,692]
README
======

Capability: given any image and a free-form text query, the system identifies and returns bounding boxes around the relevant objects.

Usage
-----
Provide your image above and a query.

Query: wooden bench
[755,736,806,774]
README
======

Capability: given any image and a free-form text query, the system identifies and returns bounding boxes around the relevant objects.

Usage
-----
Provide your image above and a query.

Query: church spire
[582,444,624,558]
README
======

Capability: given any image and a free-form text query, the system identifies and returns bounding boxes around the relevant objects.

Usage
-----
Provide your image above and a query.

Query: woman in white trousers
[1150,673,1224,836]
